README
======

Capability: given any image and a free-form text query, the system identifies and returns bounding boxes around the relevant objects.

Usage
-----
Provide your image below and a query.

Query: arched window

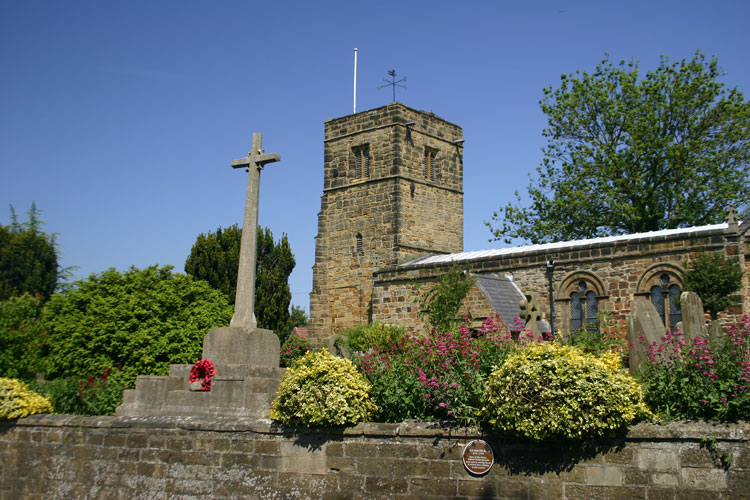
[649,274,682,330]
[570,281,598,332]
[557,271,606,336]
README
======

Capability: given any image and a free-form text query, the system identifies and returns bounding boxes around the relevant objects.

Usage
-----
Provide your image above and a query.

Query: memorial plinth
[116,133,284,418]
[116,327,283,418]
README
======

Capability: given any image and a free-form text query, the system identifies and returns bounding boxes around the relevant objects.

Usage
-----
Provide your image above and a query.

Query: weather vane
[378,70,407,102]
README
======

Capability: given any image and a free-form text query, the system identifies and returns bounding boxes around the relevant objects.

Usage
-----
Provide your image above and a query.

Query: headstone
[680,291,707,342]
[709,320,722,338]
[626,299,666,373]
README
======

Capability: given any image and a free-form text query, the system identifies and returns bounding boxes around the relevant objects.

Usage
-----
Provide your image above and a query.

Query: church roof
[473,275,524,327]
[403,222,735,267]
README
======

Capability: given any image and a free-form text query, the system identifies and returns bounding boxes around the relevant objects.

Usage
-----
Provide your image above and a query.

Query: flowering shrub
[34,366,125,415]
[482,342,651,441]
[0,378,53,420]
[189,359,215,391]
[356,316,518,422]
[637,315,750,421]
[271,349,377,427]
[280,336,313,367]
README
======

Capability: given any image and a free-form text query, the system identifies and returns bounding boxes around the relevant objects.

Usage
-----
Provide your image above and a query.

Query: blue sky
[2,1,749,312]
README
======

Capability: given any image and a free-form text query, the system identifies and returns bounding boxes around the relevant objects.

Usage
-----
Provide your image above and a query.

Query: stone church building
[308,103,750,341]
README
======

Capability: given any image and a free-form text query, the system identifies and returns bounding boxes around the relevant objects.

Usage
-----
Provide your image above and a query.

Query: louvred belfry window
[424,147,438,180]
[353,146,370,178]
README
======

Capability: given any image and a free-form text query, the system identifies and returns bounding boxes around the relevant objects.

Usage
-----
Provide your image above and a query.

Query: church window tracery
[570,280,599,332]
[650,274,682,330]
[636,265,684,332]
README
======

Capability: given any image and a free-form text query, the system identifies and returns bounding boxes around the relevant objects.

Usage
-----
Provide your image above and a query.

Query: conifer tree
[0,203,58,301]
[185,225,296,334]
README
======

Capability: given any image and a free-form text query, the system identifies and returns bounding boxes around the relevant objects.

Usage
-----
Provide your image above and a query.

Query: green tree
[255,227,295,334]
[283,304,308,341]
[184,224,241,303]
[415,266,474,334]
[185,225,296,335]
[683,252,744,320]
[0,203,58,301]
[487,51,750,244]
[43,265,233,386]
[0,294,48,380]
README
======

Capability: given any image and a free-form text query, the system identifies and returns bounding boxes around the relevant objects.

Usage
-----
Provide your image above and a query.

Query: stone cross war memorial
[116,132,285,418]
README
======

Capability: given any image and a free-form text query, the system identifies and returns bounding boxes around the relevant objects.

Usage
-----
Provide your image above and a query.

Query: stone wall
[1,415,748,499]
[309,103,464,340]
[373,222,749,336]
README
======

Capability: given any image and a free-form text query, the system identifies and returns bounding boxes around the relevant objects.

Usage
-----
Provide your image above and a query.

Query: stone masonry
[309,103,464,340]
[308,104,749,341]
[2,415,748,499]
[372,220,750,336]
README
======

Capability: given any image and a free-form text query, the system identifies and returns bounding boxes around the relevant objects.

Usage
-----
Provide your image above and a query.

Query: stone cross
[229,133,280,329]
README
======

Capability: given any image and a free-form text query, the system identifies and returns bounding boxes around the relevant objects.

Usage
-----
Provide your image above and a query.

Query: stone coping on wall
[7,414,749,442]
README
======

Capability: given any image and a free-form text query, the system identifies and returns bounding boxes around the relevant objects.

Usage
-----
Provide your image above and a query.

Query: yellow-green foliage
[0,378,53,420]
[340,322,404,353]
[481,343,651,441]
[271,350,377,427]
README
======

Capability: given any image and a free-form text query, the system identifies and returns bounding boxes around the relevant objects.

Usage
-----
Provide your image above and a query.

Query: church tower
[308,103,464,340]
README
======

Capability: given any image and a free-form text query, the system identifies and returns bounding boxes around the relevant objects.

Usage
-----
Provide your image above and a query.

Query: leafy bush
[683,253,744,320]
[415,266,474,334]
[32,367,125,415]
[32,377,88,415]
[564,314,626,358]
[356,316,517,422]
[43,265,233,386]
[279,335,313,367]
[0,378,52,420]
[482,342,651,441]
[0,294,48,379]
[339,322,405,354]
[637,316,749,421]
[271,349,377,427]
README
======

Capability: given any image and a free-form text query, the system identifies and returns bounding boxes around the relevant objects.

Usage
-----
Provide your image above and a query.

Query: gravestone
[680,291,707,342]
[709,320,722,338]
[117,133,285,418]
[626,299,666,373]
